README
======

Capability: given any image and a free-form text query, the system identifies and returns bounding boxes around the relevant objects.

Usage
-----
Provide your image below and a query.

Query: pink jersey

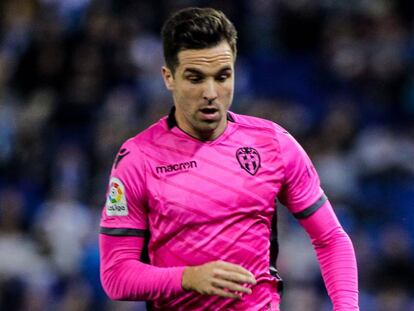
[100,110,326,310]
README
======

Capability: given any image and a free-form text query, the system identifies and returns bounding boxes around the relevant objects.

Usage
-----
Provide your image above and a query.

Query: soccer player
[99,7,359,311]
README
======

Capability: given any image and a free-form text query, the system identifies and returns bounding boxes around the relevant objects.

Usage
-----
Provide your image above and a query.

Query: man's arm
[100,142,255,301]
[100,233,185,301]
[100,234,256,301]
[298,200,359,311]
[274,125,359,309]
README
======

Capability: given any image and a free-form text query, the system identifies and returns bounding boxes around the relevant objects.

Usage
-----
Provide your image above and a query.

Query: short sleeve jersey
[100,109,325,310]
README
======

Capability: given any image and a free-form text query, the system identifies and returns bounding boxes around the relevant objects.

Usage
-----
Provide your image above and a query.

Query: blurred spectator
[34,142,93,275]
[0,187,54,311]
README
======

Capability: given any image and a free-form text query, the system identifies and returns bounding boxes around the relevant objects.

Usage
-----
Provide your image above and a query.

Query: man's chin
[194,120,226,139]
[196,125,217,136]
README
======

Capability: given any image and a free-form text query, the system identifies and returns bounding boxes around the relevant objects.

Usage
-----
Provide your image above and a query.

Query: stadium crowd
[0,0,413,310]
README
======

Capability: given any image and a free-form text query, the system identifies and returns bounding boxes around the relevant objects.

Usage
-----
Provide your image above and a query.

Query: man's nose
[202,80,218,104]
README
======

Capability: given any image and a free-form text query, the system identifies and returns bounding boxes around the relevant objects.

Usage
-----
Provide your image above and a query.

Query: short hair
[161,7,238,74]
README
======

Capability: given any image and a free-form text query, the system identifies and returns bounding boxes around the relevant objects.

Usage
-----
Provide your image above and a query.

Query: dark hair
[161,7,237,74]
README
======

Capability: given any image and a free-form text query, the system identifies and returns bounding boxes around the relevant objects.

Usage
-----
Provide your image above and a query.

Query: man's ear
[162,66,174,91]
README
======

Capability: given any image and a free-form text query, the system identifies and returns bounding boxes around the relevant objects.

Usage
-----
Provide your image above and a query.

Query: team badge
[236,147,261,175]
[106,177,128,216]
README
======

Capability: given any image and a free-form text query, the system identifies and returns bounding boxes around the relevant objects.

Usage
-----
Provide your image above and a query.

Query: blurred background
[0,0,414,310]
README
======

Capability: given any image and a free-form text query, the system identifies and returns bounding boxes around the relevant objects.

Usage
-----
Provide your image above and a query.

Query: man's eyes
[185,74,231,83]
[215,74,230,82]
[187,76,203,83]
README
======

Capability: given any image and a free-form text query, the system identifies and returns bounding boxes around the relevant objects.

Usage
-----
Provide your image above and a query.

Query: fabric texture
[99,111,358,310]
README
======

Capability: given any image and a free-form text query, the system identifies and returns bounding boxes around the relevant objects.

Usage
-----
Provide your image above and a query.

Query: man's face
[162,41,235,140]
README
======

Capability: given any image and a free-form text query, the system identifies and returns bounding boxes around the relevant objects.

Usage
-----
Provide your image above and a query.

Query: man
[99,7,359,310]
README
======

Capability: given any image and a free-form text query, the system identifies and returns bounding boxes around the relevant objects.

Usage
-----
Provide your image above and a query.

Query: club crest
[236,147,261,175]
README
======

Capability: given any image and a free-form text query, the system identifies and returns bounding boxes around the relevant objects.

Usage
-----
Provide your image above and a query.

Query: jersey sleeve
[276,129,326,219]
[100,139,148,235]
[299,201,359,310]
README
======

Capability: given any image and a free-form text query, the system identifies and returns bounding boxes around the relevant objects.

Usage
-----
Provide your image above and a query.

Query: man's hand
[181,261,256,299]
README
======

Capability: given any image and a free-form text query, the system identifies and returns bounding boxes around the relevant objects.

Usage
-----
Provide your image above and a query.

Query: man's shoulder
[110,117,168,171]
[116,117,168,158]
[229,111,287,135]
[126,116,168,147]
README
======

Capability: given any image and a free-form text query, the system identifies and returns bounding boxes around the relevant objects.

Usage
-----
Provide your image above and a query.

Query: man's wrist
[182,266,192,291]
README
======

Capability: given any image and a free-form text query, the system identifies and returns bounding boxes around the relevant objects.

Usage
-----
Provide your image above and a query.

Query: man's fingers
[212,279,252,294]
[182,261,257,299]
[213,269,256,285]
[210,287,241,299]
[215,261,256,279]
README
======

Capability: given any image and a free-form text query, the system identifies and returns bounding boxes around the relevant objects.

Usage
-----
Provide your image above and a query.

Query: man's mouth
[199,107,219,121]
[200,107,218,114]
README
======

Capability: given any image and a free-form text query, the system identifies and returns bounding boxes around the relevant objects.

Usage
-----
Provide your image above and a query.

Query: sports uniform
[100,108,359,310]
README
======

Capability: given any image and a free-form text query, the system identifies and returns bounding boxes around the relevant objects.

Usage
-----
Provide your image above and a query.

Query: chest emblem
[236,147,261,175]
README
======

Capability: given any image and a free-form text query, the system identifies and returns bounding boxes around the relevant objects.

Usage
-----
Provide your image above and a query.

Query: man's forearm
[313,226,359,310]
[99,234,185,301]
[299,201,359,310]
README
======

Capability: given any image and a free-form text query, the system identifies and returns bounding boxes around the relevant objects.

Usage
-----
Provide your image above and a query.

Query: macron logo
[156,160,198,174]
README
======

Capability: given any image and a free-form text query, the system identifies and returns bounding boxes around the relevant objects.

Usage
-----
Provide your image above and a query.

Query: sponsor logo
[106,177,128,216]
[156,160,197,174]
[236,147,261,175]
[113,148,130,169]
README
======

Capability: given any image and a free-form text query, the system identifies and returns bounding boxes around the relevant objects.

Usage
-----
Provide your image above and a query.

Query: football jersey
[100,108,325,310]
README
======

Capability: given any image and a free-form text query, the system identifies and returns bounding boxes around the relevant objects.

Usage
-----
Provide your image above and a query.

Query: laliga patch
[106,177,128,216]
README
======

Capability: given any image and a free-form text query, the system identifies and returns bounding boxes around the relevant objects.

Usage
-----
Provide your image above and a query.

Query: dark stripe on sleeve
[100,227,147,237]
[293,193,328,219]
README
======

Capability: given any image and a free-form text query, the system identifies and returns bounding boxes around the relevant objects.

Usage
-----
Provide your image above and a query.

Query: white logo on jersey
[106,177,128,216]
